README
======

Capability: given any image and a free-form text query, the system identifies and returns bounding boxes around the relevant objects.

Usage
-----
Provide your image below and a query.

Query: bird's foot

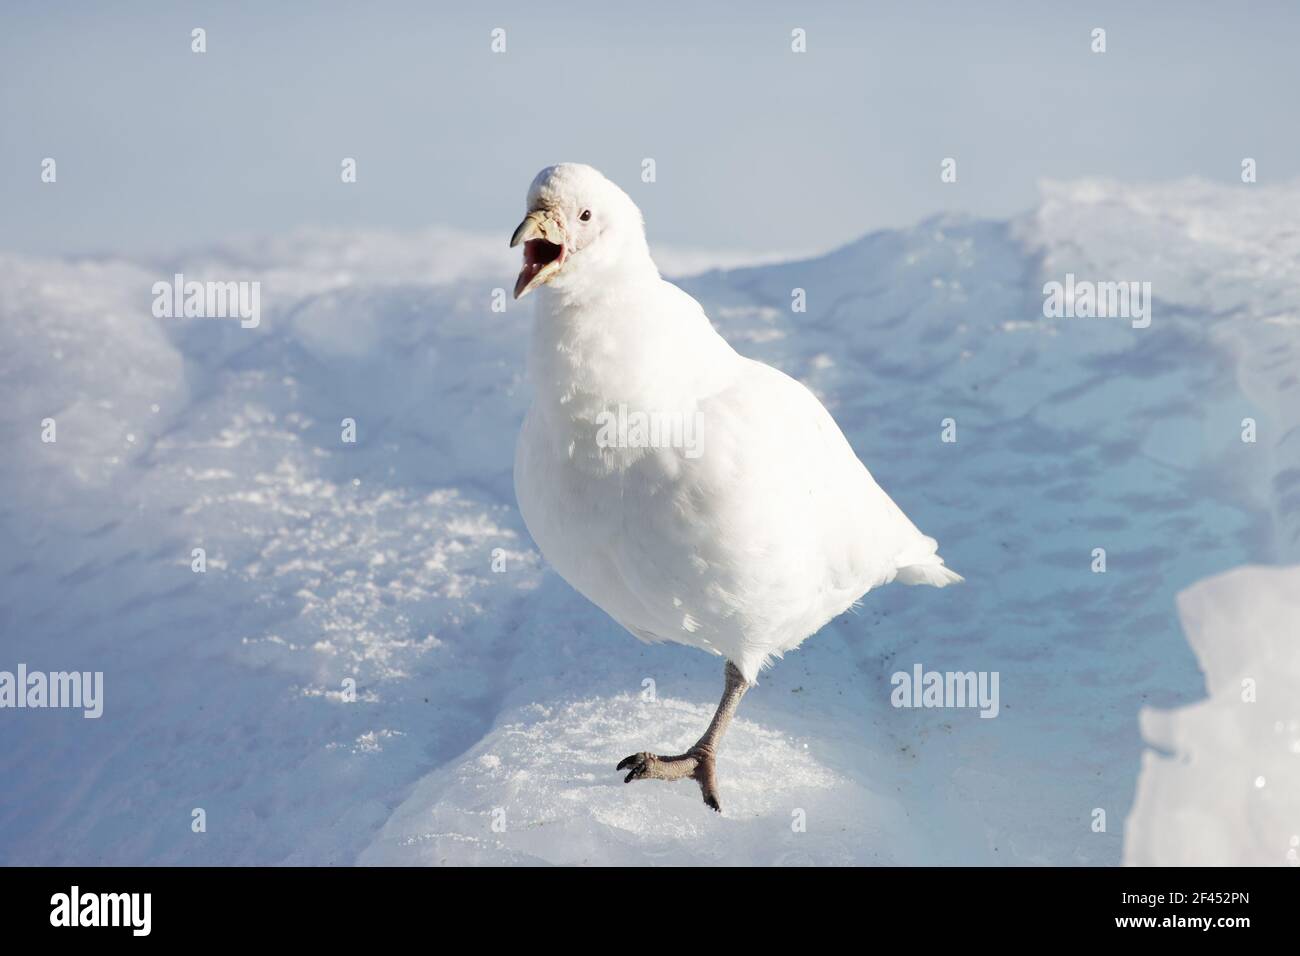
[617,746,722,812]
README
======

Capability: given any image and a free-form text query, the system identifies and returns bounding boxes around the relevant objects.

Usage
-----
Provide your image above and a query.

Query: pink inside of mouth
[516,238,565,296]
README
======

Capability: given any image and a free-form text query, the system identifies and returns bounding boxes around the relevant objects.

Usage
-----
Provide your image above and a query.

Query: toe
[618,752,653,782]
[616,754,640,772]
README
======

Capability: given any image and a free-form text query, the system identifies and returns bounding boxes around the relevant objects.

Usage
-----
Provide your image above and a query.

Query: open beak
[510,209,567,299]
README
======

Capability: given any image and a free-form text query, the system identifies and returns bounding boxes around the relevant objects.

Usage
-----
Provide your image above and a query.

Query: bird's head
[510,163,653,299]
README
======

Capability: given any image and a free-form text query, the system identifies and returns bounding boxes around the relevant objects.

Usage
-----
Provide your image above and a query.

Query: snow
[358,695,910,867]
[1124,564,1300,866]
[1,177,1296,865]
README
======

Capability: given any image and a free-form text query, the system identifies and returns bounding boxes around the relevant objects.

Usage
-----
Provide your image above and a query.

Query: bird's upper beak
[510,209,568,299]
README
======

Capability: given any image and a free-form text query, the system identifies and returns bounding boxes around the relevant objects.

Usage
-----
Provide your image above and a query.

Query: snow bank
[1124,565,1300,866]
[1020,178,1300,560]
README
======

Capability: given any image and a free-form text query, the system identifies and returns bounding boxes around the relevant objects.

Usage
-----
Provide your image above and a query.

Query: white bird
[511,164,962,811]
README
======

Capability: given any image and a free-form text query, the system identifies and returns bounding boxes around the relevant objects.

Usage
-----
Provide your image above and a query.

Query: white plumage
[512,163,960,685]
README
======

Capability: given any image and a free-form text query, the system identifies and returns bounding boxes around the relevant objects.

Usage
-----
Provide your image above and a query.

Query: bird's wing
[605,357,932,664]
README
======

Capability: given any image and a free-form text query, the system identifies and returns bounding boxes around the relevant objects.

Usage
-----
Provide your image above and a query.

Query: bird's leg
[617,661,750,812]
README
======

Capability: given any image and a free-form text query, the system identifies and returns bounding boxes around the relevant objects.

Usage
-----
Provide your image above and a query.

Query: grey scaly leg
[617,661,750,812]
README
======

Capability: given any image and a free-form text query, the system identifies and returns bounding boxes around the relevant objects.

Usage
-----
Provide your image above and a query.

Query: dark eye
[579,210,592,222]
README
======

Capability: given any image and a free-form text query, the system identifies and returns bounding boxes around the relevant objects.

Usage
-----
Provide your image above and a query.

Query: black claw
[619,753,650,782]
[703,793,721,812]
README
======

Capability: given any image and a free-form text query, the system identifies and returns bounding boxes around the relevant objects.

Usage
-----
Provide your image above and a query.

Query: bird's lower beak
[510,209,567,299]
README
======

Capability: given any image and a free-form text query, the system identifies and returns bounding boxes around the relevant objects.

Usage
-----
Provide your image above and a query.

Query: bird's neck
[542,247,659,308]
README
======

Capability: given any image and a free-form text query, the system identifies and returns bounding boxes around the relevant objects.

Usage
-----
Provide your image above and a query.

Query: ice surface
[0,178,1296,865]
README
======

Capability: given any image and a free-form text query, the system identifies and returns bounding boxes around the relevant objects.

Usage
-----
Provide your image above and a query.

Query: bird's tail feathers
[894,538,964,588]
[896,561,964,588]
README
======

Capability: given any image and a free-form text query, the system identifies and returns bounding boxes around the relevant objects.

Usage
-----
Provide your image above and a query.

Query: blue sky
[3,0,1298,257]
